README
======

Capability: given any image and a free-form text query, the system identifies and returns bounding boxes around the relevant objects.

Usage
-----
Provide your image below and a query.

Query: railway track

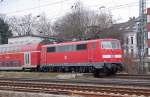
[0,80,149,97]
[114,74,150,79]
[0,77,149,97]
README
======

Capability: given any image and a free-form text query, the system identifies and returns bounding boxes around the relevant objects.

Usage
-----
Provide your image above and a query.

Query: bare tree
[8,14,33,36]
[0,15,12,44]
[33,14,53,36]
[53,1,114,40]
[7,16,20,36]
[7,14,53,36]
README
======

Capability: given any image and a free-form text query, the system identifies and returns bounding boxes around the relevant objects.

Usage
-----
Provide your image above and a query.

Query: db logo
[111,55,114,58]
[64,56,67,60]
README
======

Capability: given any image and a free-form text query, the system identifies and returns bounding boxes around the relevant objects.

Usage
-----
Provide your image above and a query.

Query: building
[145,8,150,72]
[147,8,150,57]
[84,18,139,57]
[109,18,139,57]
[8,35,44,45]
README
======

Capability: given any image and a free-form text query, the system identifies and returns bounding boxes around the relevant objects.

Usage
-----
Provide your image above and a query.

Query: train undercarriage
[39,63,123,77]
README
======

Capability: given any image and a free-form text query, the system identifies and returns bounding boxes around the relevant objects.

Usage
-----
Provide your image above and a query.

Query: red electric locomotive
[40,39,123,76]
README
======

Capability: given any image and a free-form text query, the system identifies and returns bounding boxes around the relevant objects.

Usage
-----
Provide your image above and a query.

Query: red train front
[40,39,123,76]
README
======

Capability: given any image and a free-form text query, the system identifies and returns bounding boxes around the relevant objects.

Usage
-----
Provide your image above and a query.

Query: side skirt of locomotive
[40,62,123,76]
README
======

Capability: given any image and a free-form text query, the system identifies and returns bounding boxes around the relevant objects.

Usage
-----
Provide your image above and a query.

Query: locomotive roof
[43,38,119,47]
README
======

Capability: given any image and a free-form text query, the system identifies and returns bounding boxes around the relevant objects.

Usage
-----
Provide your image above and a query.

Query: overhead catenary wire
[2,0,150,21]
[3,1,147,15]
[89,2,140,10]
[3,0,70,15]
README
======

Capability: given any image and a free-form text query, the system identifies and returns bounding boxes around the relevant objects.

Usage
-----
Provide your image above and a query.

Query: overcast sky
[0,0,148,22]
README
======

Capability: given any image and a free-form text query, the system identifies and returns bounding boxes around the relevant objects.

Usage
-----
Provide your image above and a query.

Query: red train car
[0,43,41,70]
[40,39,123,76]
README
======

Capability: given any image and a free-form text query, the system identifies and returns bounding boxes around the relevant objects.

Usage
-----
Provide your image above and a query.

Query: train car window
[68,45,76,51]
[6,48,8,52]
[16,47,21,52]
[16,47,19,52]
[8,47,11,52]
[56,46,66,52]
[12,47,15,52]
[2,48,4,53]
[76,44,87,50]
[8,47,10,52]
[1,48,3,53]
[5,48,7,53]
[56,45,76,52]
[47,47,56,52]
[3,48,6,53]
[2,48,5,53]
[4,48,6,53]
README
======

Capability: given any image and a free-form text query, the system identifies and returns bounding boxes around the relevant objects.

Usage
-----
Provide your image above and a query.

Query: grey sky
[0,0,147,22]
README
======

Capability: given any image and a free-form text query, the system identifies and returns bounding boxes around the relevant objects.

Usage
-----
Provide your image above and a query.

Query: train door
[24,52,31,66]
[88,42,96,62]
[40,47,47,65]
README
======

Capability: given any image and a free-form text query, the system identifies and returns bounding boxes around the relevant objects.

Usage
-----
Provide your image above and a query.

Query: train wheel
[93,69,100,77]
[111,67,118,75]
[93,69,107,77]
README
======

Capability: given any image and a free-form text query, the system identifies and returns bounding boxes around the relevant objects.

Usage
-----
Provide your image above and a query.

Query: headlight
[102,55,112,58]
[114,55,122,58]
[102,54,122,58]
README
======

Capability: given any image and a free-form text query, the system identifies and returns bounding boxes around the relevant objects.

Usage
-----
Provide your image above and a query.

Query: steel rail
[0,80,149,96]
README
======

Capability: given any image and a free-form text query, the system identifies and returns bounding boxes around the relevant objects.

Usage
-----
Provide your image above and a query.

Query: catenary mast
[138,0,147,74]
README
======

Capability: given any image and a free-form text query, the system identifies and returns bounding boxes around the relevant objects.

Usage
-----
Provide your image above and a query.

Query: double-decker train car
[0,43,41,70]
[0,38,123,76]
[40,39,123,76]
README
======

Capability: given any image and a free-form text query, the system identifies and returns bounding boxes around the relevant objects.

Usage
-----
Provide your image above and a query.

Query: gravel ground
[0,90,83,97]
[0,72,59,78]
[0,71,90,79]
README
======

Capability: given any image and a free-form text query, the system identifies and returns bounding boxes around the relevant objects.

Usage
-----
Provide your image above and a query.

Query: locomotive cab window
[111,41,120,49]
[47,47,56,52]
[76,44,87,50]
[101,41,121,49]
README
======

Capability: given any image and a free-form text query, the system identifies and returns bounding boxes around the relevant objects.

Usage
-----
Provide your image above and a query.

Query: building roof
[9,35,48,39]
[109,18,137,34]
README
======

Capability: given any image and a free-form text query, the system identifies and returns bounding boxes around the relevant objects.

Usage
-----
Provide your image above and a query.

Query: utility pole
[138,0,147,74]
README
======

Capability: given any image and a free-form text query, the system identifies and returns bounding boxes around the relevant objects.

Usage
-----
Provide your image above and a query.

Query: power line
[2,0,150,22]
[89,1,149,10]
[4,0,70,15]
[109,2,139,10]
[89,2,138,8]
[3,1,146,15]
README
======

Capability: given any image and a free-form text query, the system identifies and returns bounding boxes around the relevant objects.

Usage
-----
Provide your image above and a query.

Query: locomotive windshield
[101,40,121,49]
